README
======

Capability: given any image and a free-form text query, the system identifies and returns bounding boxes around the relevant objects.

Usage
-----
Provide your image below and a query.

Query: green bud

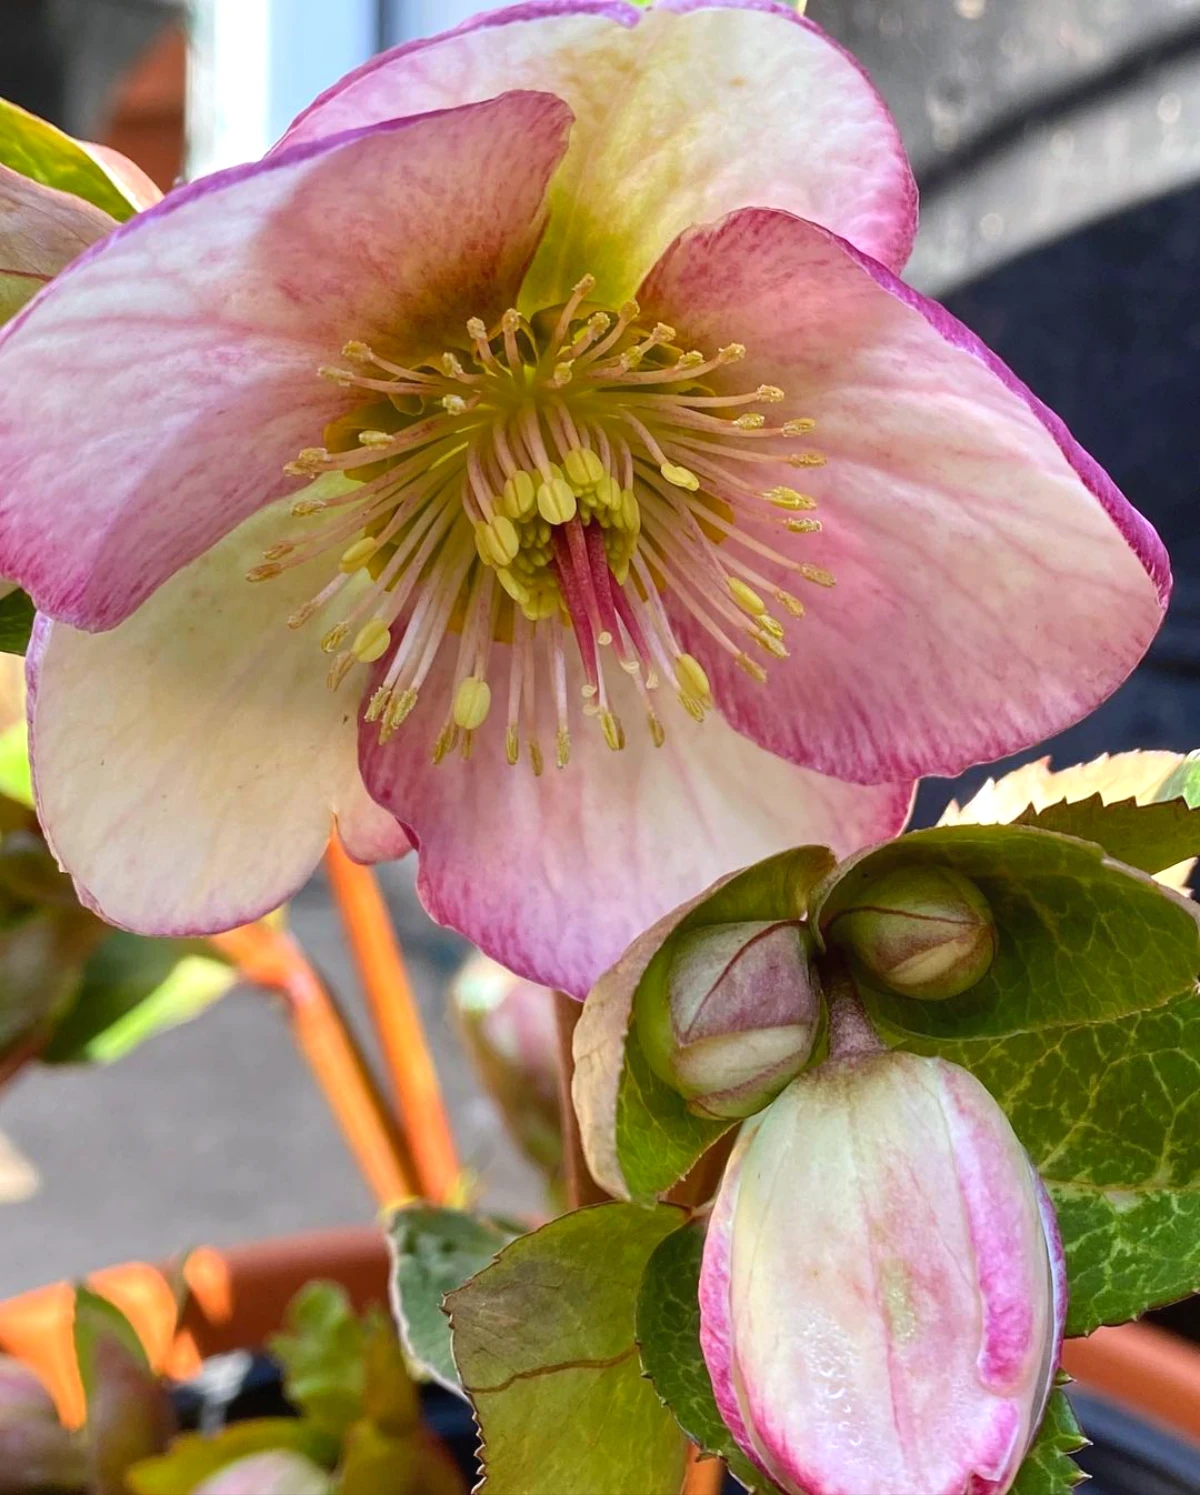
[635,921,820,1119]
[827,865,997,1000]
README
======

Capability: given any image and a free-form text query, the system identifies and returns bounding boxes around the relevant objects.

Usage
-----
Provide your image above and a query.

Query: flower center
[250,275,833,770]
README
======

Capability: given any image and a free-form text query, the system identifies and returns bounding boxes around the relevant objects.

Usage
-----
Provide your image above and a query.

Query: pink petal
[360,651,912,998]
[79,142,164,212]
[27,501,403,936]
[277,0,915,305]
[0,93,572,630]
[638,209,1169,783]
[0,163,114,320]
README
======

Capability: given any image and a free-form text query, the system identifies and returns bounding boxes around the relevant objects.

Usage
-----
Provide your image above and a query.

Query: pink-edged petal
[79,142,164,212]
[335,784,411,866]
[638,209,1168,784]
[360,652,912,999]
[0,92,572,631]
[27,501,395,936]
[277,0,915,305]
[0,163,114,320]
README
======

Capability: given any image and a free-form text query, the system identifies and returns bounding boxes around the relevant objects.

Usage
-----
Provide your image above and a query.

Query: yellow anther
[584,311,610,338]
[287,602,318,630]
[787,452,827,468]
[501,308,522,332]
[800,563,836,588]
[564,448,605,490]
[759,614,785,639]
[245,562,281,582]
[783,418,817,436]
[775,589,806,617]
[647,711,666,748]
[352,618,392,663]
[529,740,545,777]
[327,652,355,690]
[765,487,817,510]
[365,686,391,723]
[442,394,468,416]
[786,517,823,534]
[291,496,326,516]
[432,723,457,764]
[676,351,705,369]
[262,542,293,562]
[453,676,492,731]
[621,489,641,534]
[718,343,746,364]
[556,726,571,769]
[675,653,712,704]
[537,476,577,525]
[594,474,623,510]
[651,322,677,344]
[619,299,640,321]
[466,316,488,340]
[285,447,329,476]
[620,347,645,371]
[757,385,785,402]
[382,688,417,736]
[572,273,597,297]
[660,462,700,491]
[736,653,768,683]
[496,568,530,605]
[339,536,377,573]
[600,710,625,752]
[358,429,394,448]
[734,413,765,430]
[341,340,372,360]
[321,622,350,654]
[550,362,574,387]
[728,578,766,615]
[755,633,789,659]
[506,726,520,766]
[485,515,520,566]
[501,471,536,519]
[319,365,353,387]
[441,352,465,377]
[679,694,706,724]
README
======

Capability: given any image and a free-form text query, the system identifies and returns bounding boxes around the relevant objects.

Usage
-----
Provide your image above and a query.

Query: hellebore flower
[0,3,1168,996]
[699,1038,1066,1495]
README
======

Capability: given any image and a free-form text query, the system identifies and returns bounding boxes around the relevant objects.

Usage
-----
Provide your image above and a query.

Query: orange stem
[210,922,416,1209]
[682,1448,726,1495]
[324,838,460,1202]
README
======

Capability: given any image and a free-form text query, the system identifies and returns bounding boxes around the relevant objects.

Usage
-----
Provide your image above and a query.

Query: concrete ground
[0,861,548,1299]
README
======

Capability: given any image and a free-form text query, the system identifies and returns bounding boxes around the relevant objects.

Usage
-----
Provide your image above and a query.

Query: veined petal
[0,93,572,630]
[360,651,912,998]
[638,208,1168,784]
[27,501,398,936]
[277,0,916,304]
[0,163,114,321]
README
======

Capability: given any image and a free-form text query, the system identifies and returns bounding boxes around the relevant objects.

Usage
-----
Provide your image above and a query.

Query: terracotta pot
[3,1224,1199,1457]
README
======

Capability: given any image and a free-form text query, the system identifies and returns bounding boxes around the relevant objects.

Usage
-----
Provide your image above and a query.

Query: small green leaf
[0,589,34,657]
[814,825,1200,1040]
[895,989,1200,1332]
[0,99,133,220]
[1018,793,1200,876]
[447,1203,688,1495]
[126,1422,337,1495]
[616,846,836,1199]
[1010,1389,1087,1493]
[636,1221,759,1490]
[73,1287,150,1396]
[269,1282,365,1439]
[387,1205,518,1394]
[42,933,234,1065]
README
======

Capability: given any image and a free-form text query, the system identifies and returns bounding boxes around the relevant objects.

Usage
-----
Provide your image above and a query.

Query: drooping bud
[700,1046,1065,1495]
[634,921,820,1119]
[0,1357,87,1494]
[826,864,997,999]
[192,1451,333,1495]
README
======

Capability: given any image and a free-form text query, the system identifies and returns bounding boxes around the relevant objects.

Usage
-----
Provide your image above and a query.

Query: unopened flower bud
[193,1451,333,1495]
[700,1048,1065,1495]
[0,1357,87,1495]
[826,864,997,999]
[635,921,820,1119]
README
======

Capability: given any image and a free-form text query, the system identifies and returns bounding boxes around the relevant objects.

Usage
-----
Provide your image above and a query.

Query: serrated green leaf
[616,846,836,1199]
[126,1422,337,1495]
[387,1205,518,1394]
[636,1222,759,1490]
[41,933,234,1065]
[1010,1389,1087,1493]
[0,99,133,220]
[447,1203,688,1495]
[269,1283,366,1440]
[0,590,34,657]
[893,989,1200,1332]
[1018,793,1200,876]
[815,825,1200,1040]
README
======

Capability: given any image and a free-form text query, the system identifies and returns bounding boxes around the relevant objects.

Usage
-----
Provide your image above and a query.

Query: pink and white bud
[635,922,820,1119]
[192,1451,333,1495]
[699,1049,1066,1495]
